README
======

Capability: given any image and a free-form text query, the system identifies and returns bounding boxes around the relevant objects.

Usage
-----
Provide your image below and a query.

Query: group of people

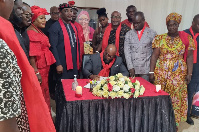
[0,0,198,132]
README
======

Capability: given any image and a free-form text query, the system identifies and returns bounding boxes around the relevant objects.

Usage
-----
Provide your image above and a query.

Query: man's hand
[89,75,100,81]
[56,65,63,74]
[36,73,42,84]
[185,75,192,84]
[149,74,155,84]
[129,68,135,77]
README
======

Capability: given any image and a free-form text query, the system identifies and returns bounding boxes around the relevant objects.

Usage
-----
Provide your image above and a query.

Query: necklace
[162,38,182,51]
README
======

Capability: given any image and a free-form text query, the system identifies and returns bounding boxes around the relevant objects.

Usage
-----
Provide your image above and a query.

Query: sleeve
[48,25,62,66]
[124,32,133,70]
[0,39,21,121]
[118,57,129,76]
[82,55,93,78]
[152,35,161,48]
[188,35,196,50]
[92,29,98,50]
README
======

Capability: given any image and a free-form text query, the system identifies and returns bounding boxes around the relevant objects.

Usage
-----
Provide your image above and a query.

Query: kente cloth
[0,16,55,132]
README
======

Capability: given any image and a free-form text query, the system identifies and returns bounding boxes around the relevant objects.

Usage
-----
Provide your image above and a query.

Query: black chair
[79,54,91,79]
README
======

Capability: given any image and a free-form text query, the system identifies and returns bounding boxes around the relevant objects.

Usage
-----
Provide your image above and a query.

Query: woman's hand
[185,74,192,84]
[149,73,155,84]
[36,73,42,84]
[56,65,63,74]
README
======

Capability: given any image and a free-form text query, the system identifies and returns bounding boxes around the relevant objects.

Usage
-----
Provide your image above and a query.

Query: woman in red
[27,6,56,110]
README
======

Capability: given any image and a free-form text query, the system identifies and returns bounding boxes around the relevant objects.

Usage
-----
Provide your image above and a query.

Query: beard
[10,9,23,25]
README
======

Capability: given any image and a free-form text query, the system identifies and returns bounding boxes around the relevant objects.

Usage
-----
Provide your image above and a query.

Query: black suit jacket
[83,53,129,78]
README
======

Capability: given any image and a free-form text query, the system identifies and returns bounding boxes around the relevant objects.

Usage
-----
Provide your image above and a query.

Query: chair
[79,54,91,79]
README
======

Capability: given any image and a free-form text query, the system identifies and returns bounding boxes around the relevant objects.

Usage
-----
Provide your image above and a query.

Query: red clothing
[74,22,84,62]
[27,30,56,110]
[121,19,150,29]
[0,16,55,132]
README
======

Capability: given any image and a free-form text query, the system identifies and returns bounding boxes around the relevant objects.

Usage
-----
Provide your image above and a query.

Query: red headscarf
[31,6,49,22]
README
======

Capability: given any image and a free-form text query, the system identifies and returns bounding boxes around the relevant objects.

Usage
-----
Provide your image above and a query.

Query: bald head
[103,44,117,64]
[50,6,59,20]
[111,11,121,27]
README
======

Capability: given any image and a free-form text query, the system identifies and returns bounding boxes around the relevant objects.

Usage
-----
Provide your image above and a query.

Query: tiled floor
[178,117,199,132]
[50,99,199,132]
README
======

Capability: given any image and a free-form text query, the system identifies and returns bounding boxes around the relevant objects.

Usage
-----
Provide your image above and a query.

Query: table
[55,77,176,132]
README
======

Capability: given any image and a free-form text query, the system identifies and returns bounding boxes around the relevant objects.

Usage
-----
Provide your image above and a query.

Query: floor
[50,99,199,132]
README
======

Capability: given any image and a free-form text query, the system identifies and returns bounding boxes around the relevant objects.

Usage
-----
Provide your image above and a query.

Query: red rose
[107,78,110,81]
[68,1,75,6]
[108,83,113,92]
[131,88,135,93]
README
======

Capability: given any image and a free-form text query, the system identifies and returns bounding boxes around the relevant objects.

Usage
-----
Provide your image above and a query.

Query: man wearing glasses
[42,6,59,37]
[83,44,129,80]
[101,11,131,67]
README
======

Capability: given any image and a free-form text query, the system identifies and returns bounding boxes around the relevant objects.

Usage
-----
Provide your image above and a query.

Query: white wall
[24,0,199,34]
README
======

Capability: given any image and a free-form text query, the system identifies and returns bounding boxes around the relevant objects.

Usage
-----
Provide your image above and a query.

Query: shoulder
[91,53,100,59]
[121,24,131,32]
[27,30,41,41]
[121,19,128,24]
[116,56,123,62]
[49,21,61,32]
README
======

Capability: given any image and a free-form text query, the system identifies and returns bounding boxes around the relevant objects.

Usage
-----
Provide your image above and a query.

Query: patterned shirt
[0,39,22,121]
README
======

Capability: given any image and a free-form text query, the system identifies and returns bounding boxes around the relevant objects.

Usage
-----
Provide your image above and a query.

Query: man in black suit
[83,44,129,80]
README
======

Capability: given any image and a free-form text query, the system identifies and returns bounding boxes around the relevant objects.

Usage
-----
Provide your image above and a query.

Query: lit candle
[76,86,82,95]
[156,85,161,92]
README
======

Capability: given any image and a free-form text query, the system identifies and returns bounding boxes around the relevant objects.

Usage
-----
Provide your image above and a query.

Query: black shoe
[186,117,194,125]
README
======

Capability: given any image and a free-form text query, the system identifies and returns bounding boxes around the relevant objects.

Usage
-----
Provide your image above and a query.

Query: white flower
[123,93,131,99]
[125,77,131,82]
[118,81,124,88]
[139,85,145,95]
[135,84,140,90]
[128,82,133,88]
[109,81,116,86]
[119,77,125,83]
[117,90,124,97]
[100,79,106,85]
[116,73,123,78]
[134,90,140,98]
[123,84,130,92]
[102,90,109,98]
[103,84,108,91]
[135,80,140,86]
[113,85,120,92]
[109,76,115,81]
[109,91,117,99]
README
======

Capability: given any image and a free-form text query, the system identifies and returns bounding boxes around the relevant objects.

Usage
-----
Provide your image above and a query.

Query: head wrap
[31,6,49,22]
[58,1,75,12]
[166,12,182,25]
[77,10,90,20]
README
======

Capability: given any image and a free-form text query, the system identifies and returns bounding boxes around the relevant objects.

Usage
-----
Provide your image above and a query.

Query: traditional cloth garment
[102,23,131,64]
[166,12,182,25]
[98,51,116,77]
[121,19,150,29]
[152,33,195,126]
[27,24,56,110]
[0,16,55,132]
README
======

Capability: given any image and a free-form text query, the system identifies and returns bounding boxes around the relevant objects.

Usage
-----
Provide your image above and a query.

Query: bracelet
[35,72,40,75]
[149,72,154,74]
[188,74,192,76]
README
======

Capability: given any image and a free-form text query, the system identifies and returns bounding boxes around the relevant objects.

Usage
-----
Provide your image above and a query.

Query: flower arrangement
[92,73,145,99]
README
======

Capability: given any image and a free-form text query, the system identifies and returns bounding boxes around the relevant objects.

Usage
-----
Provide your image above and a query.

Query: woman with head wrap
[149,13,195,129]
[78,10,95,42]
[27,6,56,110]
[92,8,109,53]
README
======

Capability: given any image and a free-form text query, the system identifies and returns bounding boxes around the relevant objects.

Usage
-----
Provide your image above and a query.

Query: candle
[156,85,161,92]
[76,86,82,95]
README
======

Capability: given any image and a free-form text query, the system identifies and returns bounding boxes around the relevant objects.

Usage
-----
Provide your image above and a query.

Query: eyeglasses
[111,16,121,19]
[78,18,89,21]
[51,12,59,15]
